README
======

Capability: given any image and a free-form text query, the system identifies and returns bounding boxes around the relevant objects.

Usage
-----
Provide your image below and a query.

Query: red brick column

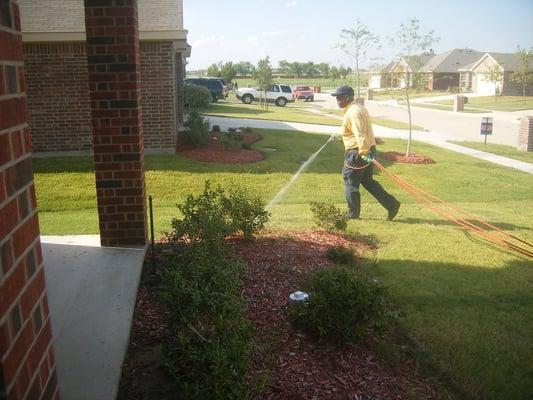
[84,0,147,247]
[0,1,60,399]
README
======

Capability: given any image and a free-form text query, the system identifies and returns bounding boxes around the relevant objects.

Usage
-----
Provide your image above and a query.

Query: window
[0,0,12,29]
[269,85,280,92]
[281,85,292,93]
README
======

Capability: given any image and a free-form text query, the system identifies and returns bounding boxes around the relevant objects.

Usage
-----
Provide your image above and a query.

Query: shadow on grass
[378,257,532,400]
[396,217,532,233]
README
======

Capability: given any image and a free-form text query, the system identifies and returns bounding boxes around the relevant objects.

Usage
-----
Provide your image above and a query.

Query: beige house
[20,0,190,153]
[460,52,532,96]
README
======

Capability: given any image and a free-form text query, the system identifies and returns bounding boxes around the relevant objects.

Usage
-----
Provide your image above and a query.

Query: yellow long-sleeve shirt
[341,101,376,154]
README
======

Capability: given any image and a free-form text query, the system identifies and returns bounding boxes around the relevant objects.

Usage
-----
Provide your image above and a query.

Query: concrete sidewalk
[42,235,146,400]
[206,115,533,175]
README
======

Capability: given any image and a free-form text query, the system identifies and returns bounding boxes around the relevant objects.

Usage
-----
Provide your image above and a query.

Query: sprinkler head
[289,291,309,302]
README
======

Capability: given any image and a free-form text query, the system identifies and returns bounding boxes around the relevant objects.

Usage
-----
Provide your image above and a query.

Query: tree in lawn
[484,63,503,102]
[235,61,255,76]
[336,19,380,99]
[220,61,237,83]
[511,46,533,104]
[329,66,340,87]
[390,17,439,156]
[253,56,274,110]
[207,62,221,77]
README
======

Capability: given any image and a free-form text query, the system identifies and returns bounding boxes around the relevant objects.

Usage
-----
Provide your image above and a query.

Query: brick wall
[0,1,60,399]
[140,41,176,151]
[23,41,181,153]
[85,0,147,247]
[23,42,92,152]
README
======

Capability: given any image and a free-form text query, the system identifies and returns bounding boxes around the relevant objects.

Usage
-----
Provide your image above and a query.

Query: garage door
[475,74,496,95]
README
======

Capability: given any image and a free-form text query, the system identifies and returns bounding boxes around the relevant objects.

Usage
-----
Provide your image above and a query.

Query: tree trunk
[405,82,412,157]
[356,59,360,99]
[523,84,527,104]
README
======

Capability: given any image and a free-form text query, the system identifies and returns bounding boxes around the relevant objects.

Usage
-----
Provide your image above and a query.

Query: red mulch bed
[119,230,442,400]
[379,152,435,164]
[177,131,265,164]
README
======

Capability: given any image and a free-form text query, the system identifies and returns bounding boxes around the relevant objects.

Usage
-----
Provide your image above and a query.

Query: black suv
[184,78,224,102]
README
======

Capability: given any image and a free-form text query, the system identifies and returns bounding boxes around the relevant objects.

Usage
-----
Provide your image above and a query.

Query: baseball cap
[331,85,354,97]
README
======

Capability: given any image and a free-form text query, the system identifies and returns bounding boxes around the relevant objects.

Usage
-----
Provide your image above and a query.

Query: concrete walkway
[206,115,533,175]
[42,235,146,400]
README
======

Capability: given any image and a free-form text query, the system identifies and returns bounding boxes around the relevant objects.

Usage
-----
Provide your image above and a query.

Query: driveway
[309,93,530,147]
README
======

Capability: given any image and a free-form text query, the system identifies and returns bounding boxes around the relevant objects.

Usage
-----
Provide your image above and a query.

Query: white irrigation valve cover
[289,291,309,302]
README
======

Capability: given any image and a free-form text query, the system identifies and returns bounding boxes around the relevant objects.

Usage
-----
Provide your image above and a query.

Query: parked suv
[184,78,224,102]
[235,84,293,107]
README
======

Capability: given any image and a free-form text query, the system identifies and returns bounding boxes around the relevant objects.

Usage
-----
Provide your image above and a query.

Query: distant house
[368,62,395,89]
[460,52,533,96]
[420,48,483,91]
[19,0,190,153]
[369,52,435,89]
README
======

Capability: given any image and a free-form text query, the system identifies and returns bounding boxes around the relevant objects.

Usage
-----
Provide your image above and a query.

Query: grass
[34,131,533,400]
[412,102,488,113]
[372,88,452,101]
[434,96,533,112]
[450,141,533,163]
[202,96,426,131]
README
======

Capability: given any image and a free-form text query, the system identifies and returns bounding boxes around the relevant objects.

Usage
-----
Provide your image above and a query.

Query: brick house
[19,0,190,153]
[420,48,483,91]
[1,0,166,398]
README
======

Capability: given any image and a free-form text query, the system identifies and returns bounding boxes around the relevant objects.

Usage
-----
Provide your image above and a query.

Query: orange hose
[372,160,533,259]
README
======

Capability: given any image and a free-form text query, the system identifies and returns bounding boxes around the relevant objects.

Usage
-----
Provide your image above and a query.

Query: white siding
[20,0,183,33]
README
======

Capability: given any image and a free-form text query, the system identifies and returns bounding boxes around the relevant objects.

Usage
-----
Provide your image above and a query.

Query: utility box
[518,116,533,152]
[367,89,374,100]
[453,95,465,112]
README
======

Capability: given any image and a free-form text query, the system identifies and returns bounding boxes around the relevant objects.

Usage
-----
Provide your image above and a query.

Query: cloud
[191,35,228,48]
[285,0,298,7]
[247,36,259,45]
[262,30,285,38]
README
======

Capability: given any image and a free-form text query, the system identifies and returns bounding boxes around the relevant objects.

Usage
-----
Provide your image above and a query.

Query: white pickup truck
[235,84,294,107]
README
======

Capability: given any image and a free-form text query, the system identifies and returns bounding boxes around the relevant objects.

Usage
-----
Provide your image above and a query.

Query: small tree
[511,46,533,104]
[390,17,439,156]
[253,56,273,110]
[330,66,340,87]
[337,19,380,99]
[206,63,221,77]
[484,63,503,102]
[220,61,237,83]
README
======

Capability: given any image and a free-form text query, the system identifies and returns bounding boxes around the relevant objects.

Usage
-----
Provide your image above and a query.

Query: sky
[183,0,533,71]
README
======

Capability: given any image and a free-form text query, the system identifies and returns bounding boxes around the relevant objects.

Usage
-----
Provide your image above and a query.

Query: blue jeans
[342,148,397,218]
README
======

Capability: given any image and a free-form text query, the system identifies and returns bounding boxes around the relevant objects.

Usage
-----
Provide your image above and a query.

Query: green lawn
[34,131,533,400]
[372,88,452,101]
[202,97,426,131]
[434,96,533,112]
[450,140,533,164]
[412,102,488,113]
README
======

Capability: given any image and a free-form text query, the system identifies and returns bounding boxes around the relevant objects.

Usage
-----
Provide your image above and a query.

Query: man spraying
[331,86,400,220]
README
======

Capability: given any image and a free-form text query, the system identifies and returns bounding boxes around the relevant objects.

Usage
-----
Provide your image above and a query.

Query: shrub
[184,111,210,148]
[289,266,385,344]
[170,181,233,247]
[309,201,347,232]
[222,186,270,240]
[184,83,211,109]
[325,245,360,267]
[217,131,243,150]
[170,181,269,244]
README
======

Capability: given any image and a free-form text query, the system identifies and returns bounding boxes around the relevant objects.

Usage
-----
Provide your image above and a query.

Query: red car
[292,86,314,101]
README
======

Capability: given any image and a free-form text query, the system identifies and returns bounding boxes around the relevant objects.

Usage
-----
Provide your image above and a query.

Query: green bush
[289,266,385,344]
[171,181,269,244]
[222,186,270,240]
[184,83,212,109]
[170,181,233,247]
[309,201,347,232]
[217,131,243,150]
[184,111,210,148]
[325,245,360,267]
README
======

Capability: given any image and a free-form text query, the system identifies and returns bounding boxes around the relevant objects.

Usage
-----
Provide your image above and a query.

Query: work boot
[345,210,359,220]
[387,201,401,221]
